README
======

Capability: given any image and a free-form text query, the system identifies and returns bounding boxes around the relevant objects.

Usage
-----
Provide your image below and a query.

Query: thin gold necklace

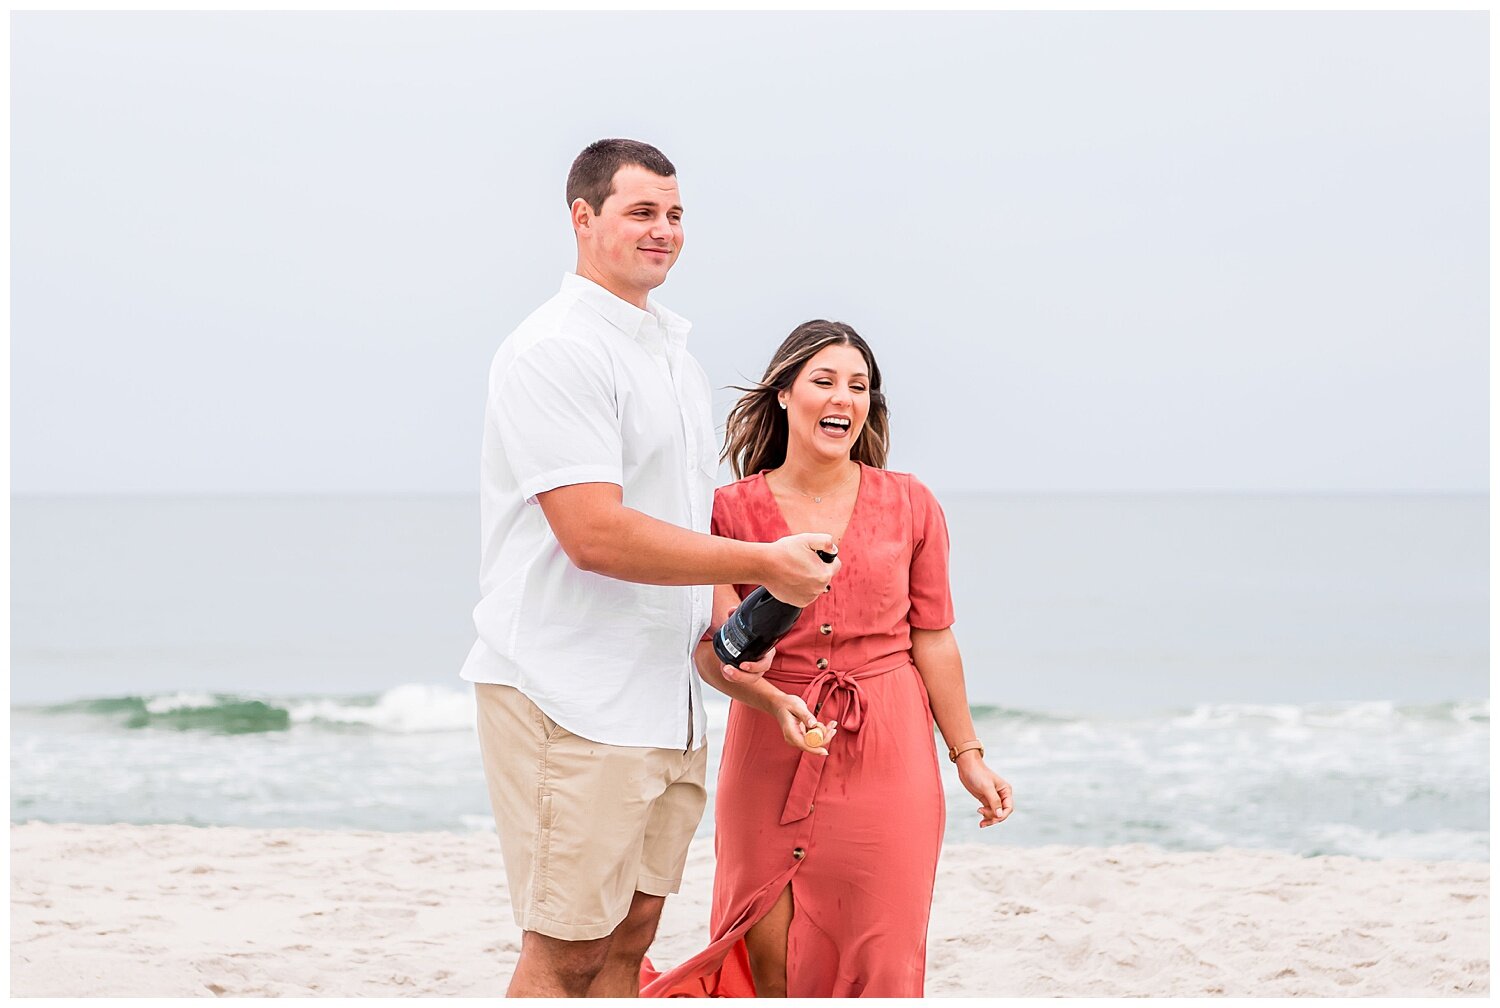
[780,464,857,504]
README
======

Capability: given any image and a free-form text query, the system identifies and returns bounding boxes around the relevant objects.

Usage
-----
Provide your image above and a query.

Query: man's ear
[570,197,593,235]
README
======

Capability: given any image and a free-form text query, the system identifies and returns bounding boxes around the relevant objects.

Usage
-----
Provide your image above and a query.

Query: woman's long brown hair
[722,320,890,479]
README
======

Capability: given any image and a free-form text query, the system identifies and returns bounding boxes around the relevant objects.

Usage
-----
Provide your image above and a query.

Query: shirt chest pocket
[617,373,687,473]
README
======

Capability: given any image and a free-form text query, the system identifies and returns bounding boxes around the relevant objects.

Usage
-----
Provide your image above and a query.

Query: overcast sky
[11,12,1487,495]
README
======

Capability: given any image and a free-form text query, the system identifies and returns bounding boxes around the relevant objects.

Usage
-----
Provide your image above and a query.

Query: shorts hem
[636,872,681,898]
[516,909,628,942]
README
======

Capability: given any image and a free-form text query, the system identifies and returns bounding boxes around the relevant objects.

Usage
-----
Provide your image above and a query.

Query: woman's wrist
[734,678,786,716]
[946,738,984,763]
[954,747,985,767]
[761,688,799,718]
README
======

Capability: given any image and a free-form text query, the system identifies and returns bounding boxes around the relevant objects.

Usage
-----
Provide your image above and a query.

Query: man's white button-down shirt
[460,273,714,750]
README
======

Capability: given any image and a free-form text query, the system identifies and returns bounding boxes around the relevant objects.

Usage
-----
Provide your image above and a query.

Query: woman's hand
[719,646,775,685]
[957,753,1013,827]
[770,692,837,756]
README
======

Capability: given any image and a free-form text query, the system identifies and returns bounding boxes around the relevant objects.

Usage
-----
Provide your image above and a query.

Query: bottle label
[719,615,751,659]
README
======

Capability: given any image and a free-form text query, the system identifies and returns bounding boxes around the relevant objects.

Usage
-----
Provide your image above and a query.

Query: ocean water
[10,494,1489,860]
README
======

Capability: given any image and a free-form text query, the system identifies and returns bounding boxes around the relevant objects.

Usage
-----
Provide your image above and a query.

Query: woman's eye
[852,386,867,393]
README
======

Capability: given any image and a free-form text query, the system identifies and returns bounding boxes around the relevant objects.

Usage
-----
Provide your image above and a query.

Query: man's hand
[760,533,840,607]
[720,647,775,685]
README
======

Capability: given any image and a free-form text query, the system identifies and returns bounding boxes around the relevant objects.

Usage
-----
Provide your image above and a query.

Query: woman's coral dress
[642,463,955,998]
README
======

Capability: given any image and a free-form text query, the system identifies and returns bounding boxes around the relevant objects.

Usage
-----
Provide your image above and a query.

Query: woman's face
[777,343,872,466]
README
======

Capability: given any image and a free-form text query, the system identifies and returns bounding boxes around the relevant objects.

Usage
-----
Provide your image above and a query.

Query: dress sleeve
[709,485,734,540]
[907,475,955,630]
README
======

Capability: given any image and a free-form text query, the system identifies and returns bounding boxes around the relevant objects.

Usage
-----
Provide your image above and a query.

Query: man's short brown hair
[566,139,677,214]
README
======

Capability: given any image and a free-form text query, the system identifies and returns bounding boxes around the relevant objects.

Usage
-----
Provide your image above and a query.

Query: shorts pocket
[542,711,570,742]
[529,698,569,742]
[535,792,554,908]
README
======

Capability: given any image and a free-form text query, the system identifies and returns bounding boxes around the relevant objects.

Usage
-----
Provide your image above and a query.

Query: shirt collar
[561,273,692,347]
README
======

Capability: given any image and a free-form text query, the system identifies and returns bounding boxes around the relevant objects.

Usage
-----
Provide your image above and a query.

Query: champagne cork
[803,725,825,748]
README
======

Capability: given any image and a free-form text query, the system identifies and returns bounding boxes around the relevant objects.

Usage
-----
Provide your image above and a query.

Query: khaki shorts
[474,683,708,941]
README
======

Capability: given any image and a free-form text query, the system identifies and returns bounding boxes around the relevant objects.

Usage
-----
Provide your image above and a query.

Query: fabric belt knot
[806,667,867,735]
[769,654,910,826]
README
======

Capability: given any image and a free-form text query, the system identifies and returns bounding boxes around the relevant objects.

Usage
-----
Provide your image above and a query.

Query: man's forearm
[536,482,835,606]
[572,504,769,587]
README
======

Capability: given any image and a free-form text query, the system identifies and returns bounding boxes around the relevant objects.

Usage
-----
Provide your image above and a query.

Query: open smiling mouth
[819,417,851,434]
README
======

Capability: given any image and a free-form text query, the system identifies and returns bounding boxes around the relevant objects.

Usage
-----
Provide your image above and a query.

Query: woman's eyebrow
[809,367,870,379]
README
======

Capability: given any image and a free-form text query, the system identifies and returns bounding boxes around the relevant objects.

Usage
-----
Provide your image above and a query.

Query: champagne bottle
[713,548,837,668]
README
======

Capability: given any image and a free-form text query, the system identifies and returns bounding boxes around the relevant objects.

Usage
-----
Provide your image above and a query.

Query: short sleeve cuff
[520,465,624,505]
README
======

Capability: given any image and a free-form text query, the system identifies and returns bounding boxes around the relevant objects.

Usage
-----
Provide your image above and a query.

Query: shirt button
[816,658,829,670]
[819,624,832,635]
[792,847,806,860]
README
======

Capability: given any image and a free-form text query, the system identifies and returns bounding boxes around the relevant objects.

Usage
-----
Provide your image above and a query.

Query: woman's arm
[911,626,1014,826]
[696,584,836,755]
[911,626,978,749]
[695,639,780,712]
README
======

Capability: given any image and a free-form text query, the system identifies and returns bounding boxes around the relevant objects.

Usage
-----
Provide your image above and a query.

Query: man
[461,139,839,998]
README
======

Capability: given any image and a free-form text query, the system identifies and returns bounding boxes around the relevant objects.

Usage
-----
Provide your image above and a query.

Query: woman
[642,320,1015,998]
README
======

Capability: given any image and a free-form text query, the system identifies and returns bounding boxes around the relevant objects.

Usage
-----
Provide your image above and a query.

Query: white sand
[10,823,1488,997]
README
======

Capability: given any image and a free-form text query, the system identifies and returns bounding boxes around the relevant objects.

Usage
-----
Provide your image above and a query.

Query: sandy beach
[9,822,1487,997]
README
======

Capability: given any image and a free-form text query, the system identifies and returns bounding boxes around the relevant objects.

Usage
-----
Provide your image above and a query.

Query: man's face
[576,164,683,304]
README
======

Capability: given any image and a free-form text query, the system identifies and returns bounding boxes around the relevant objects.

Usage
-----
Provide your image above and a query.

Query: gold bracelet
[947,739,984,763]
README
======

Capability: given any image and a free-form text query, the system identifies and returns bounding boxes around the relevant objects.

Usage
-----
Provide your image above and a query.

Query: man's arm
[536,482,838,607]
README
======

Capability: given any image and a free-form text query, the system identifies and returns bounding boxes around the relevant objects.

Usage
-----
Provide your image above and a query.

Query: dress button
[792,847,805,860]
[816,658,829,670]
[819,623,832,635]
